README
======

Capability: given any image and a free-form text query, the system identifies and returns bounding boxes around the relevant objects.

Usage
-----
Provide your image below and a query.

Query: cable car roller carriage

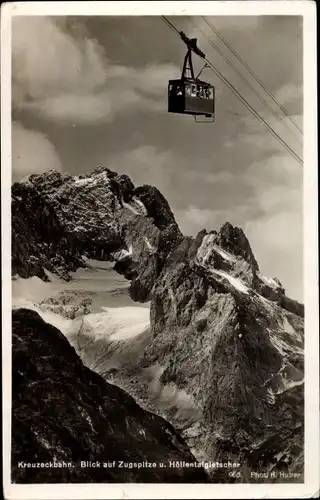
[168,31,215,122]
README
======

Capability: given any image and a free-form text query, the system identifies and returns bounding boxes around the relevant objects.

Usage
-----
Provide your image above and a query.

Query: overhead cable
[161,16,303,166]
[201,16,303,136]
[193,18,302,147]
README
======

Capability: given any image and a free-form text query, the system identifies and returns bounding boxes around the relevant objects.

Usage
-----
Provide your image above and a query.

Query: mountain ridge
[12,166,304,483]
[12,166,303,312]
[12,308,209,483]
[12,166,183,302]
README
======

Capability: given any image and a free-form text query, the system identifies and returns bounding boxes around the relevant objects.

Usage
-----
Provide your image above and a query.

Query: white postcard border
[1,2,318,499]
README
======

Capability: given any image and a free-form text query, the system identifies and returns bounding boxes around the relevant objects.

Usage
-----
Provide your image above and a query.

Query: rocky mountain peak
[139,225,304,481]
[12,167,182,301]
[134,185,179,232]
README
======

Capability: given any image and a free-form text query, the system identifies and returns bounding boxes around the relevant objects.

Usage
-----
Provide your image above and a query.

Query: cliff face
[12,167,182,300]
[12,308,208,483]
[12,180,84,281]
[141,226,304,481]
[78,223,302,482]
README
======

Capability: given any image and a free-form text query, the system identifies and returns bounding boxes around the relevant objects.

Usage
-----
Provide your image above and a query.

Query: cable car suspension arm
[179,31,207,80]
[179,31,206,58]
[181,47,195,79]
[196,62,210,79]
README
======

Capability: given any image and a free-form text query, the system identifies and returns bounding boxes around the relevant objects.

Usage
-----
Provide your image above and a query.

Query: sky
[11,14,303,301]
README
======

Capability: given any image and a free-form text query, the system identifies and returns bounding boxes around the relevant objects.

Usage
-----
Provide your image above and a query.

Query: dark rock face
[12,182,84,280]
[11,167,182,301]
[134,185,179,231]
[216,222,259,271]
[12,308,208,484]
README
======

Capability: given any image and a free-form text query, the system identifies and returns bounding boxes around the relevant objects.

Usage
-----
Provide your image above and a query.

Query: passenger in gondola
[197,85,204,98]
[176,85,183,96]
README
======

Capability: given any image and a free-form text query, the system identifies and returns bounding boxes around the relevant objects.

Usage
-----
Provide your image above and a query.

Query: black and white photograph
[1,1,318,499]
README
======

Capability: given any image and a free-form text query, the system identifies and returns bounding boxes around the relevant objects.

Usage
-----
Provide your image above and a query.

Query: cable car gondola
[168,31,215,122]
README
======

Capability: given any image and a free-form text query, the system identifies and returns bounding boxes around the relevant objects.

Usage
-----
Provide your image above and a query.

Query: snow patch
[33,430,52,450]
[196,233,216,265]
[111,244,133,261]
[213,269,249,294]
[74,172,110,187]
[107,306,150,341]
[283,316,296,335]
[143,237,157,253]
[12,274,64,304]
[122,201,140,215]
[257,294,277,312]
[258,273,280,289]
[133,197,147,215]
[74,177,92,186]
[13,297,74,336]
[269,332,304,357]
[281,316,302,344]
[13,263,129,300]
[276,378,304,395]
[213,245,235,262]
[78,406,95,432]
[266,387,276,405]
[81,257,114,270]
[168,287,178,315]
[145,364,200,417]
[122,197,146,216]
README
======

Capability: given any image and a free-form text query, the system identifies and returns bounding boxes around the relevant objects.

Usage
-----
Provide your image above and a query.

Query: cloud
[184,170,234,184]
[275,82,303,109]
[109,145,177,193]
[240,112,303,302]
[11,16,303,301]
[104,83,303,301]
[174,206,225,236]
[176,183,303,303]
[12,121,62,182]
[108,144,236,216]
[242,152,303,301]
[231,112,303,171]
[217,106,303,301]
[187,15,262,41]
[174,111,303,301]
[12,17,178,124]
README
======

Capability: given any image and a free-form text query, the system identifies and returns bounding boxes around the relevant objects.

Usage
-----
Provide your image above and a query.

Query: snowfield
[81,307,150,342]
[12,259,200,425]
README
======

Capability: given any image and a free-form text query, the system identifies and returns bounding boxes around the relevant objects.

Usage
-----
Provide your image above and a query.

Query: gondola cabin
[167,31,215,122]
[168,78,215,118]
